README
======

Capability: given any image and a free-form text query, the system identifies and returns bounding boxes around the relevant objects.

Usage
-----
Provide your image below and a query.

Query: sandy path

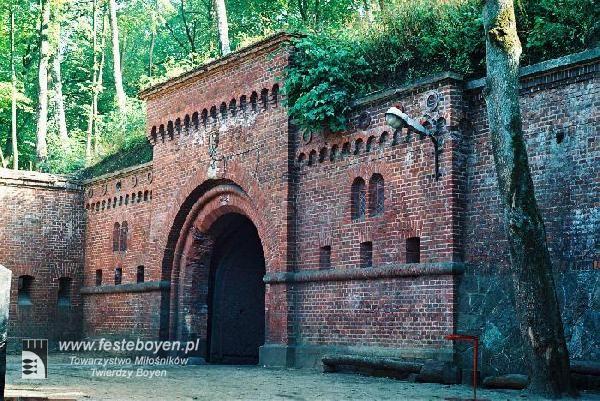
[5,355,599,401]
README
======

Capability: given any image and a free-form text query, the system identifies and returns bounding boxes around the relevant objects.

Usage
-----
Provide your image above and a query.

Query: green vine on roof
[285,0,598,135]
[285,36,374,135]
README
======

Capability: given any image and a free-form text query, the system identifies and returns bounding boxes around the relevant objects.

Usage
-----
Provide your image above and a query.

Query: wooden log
[321,354,422,375]
[415,360,460,384]
[483,374,529,389]
[571,373,600,390]
[0,265,12,401]
[571,361,600,377]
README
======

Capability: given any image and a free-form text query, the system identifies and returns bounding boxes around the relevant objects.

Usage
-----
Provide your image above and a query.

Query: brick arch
[157,165,281,340]
[160,182,274,281]
[346,159,392,182]
[9,264,40,278]
[165,185,274,341]
[156,160,281,275]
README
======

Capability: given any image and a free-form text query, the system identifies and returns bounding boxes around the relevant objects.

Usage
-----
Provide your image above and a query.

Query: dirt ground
[5,354,600,401]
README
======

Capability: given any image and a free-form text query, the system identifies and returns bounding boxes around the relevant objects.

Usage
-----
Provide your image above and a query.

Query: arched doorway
[205,213,265,364]
[160,181,276,365]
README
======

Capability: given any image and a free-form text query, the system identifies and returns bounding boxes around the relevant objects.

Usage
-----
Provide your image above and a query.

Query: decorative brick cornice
[352,72,464,109]
[82,162,153,186]
[466,47,599,91]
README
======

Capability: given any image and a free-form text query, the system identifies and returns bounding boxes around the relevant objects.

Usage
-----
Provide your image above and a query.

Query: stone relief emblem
[302,131,312,145]
[206,126,222,178]
[208,128,220,166]
[425,91,440,112]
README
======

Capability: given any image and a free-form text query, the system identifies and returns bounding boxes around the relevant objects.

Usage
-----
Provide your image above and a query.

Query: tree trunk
[180,0,197,53]
[213,0,230,56]
[52,18,69,149]
[36,0,50,166]
[52,55,68,147]
[0,142,6,168]
[362,0,374,25]
[148,27,155,77]
[482,0,574,397]
[94,13,107,155]
[10,6,18,170]
[86,0,98,163]
[297,0,308,22]
[108,0,126,114]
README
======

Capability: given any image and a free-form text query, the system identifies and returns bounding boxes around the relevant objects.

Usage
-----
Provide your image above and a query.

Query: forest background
[0,0,596,177]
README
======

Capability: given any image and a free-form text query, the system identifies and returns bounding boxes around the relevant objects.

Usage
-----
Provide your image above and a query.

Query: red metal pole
[445,334,479,401]
[473,337,478,400]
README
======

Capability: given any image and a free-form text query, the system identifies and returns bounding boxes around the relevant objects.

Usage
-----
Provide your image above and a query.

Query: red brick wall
[464,57,599,271]
[293,276,456,348]
[290,76,467,354]
[82,291,163,340]
[73,34,597,372]
[1,36,595,372]
[294,79,466,267]
[0,169,84,348]
[82,163,155,338]
[137,35,465,356]
[144,40,293,347]
[457,52,600,374]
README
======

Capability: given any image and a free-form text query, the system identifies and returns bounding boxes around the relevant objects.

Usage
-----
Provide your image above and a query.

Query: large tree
[35,0,50,165]
[51,1,68,149]
[86,0,101,162]
[482,0,574,397]
[108,0,127,114]
[10,4,18,169]
[213,0,230,56]
[94,13,107,155]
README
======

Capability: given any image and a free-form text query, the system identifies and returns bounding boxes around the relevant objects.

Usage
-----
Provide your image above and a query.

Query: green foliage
[97,98,148,157]
[139,52,211,90]
[0,0,596,174]
[287,0,485,133]
[519,0,599,63]
[78,99,152,179]
[0,82,31,113]
[43,97,148,175]
[286,0,598,134]
[77,134,152,179]
[286,36,374,134]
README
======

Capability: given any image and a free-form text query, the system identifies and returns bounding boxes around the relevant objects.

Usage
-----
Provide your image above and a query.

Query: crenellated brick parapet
[0,168,82,191]
[83,162,153,213]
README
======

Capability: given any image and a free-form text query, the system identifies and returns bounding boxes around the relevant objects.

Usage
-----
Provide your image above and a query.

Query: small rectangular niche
[18,275,34,305]
[137,266,145,283]
[360,241,373,268]
[58,277,72,306]
[406,237,421,264]
[114,267,122,285]
[95,270,103,286]
[319,246,332,270]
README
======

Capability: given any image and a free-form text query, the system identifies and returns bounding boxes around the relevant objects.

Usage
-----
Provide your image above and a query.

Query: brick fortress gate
[1,34,597,375]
